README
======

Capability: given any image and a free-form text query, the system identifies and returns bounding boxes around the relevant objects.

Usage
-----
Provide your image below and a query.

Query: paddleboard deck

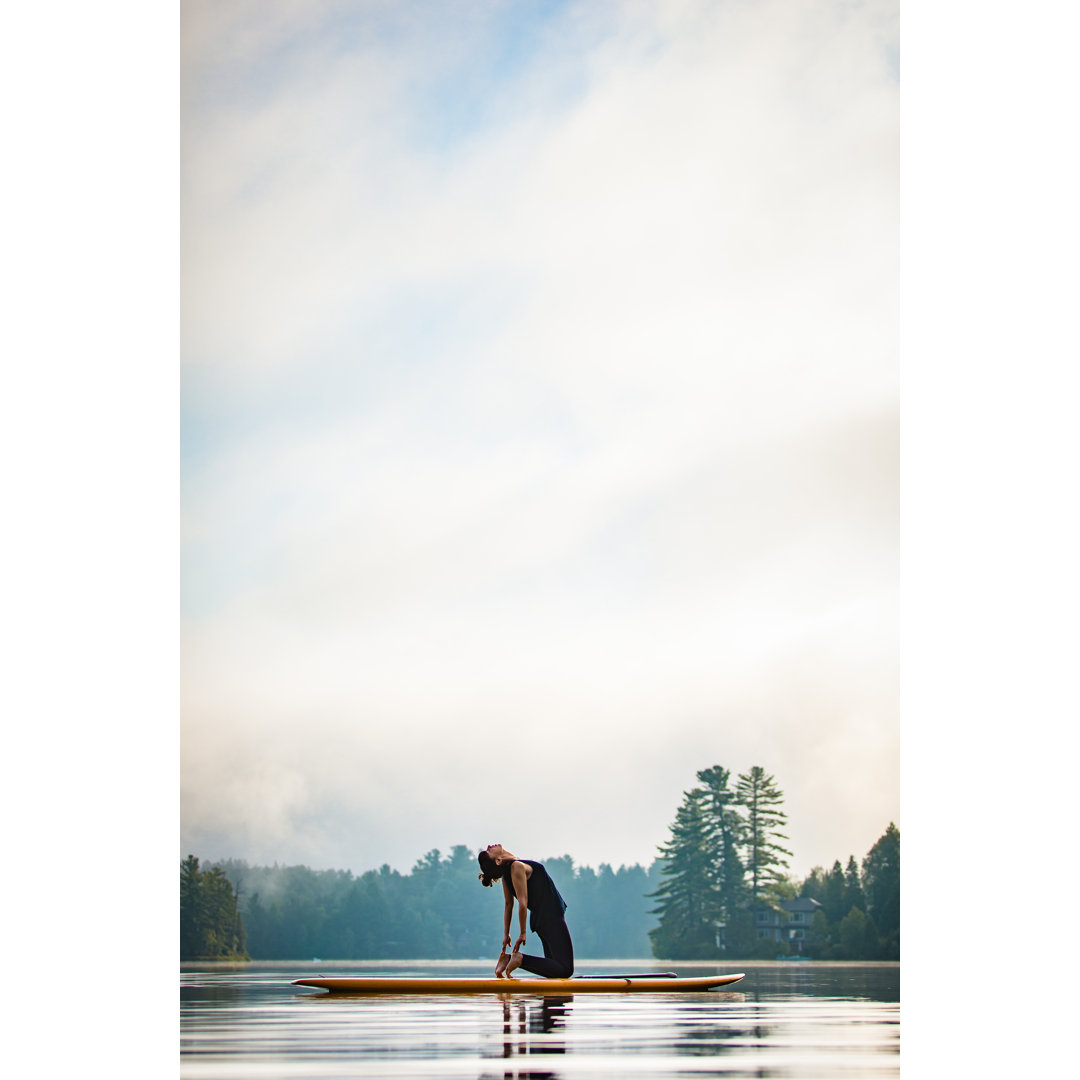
[292,974,745,995]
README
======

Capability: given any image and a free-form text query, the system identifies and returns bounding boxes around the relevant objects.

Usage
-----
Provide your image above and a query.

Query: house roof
[780,897,823,912]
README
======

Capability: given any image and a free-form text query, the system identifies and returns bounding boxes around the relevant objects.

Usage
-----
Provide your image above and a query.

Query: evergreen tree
[180,855,247,959]
[604,864,654,957]
[357,871,393,956]
[837,906,868,959]
[800,866,828,904]
[244,892,269,954]
[694,765,747,922]
[823,860,847,924]
[180,855,202,958]
[770,873,799,899]
[808,908,831,958]
[439,845,489,957]
[862,910,881,959]
[862,823,900,953]
[736,766,793,901]
[201,867,246,957]
[844,855,866,914]
[649,788,721,958]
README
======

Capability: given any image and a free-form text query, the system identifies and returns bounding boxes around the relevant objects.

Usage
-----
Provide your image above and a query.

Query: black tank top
[521,860,568,932]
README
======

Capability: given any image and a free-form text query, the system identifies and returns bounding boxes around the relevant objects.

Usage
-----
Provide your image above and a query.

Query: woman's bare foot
[494,951,509,978]
[503,951,523,978]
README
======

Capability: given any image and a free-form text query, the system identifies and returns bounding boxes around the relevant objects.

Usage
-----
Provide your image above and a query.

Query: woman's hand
[502,934,512,951]
[512,933,526,954]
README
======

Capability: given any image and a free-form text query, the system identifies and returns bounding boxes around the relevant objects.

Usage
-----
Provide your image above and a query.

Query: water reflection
[668,993,758,1058]
[491,995,572,1079]
[180,982,244,1005]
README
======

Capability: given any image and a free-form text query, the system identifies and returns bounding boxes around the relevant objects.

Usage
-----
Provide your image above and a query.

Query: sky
[180,0,900,883]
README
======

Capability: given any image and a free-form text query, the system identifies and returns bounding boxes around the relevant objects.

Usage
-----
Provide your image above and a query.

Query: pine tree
[648,788,721,958]
[180,855,203,959]
[823,860,847,923]
[179,856,248,960]
[201,867,245,957]
[862,823,900,944]
[736,766,793,901]
[800,866,829,904]
[844,855,866,915]
[694,765,747,918]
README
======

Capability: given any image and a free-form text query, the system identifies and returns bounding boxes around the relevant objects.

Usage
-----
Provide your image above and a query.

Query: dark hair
[477,850,505,887]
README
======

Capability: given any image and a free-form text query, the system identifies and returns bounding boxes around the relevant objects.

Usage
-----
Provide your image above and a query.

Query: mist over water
[181,960,899,1079]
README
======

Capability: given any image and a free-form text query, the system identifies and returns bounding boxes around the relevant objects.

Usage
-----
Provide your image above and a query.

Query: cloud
[181,0,899,877]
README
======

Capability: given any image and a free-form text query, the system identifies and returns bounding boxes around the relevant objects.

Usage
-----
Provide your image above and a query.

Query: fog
[181,0,899,881]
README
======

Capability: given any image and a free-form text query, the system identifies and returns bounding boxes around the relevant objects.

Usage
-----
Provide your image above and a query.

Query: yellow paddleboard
[292,974,745,994]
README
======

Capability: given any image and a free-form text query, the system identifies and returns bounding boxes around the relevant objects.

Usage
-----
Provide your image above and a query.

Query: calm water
[181,959,899,1079]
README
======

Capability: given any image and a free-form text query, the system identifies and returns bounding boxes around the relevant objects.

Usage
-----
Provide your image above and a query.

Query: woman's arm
[508,862,529,951]
[501,875,514,950]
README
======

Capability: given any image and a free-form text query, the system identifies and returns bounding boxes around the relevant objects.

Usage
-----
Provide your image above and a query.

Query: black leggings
[519,918,574,979]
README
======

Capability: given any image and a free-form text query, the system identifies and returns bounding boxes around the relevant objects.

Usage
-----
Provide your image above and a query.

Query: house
[753,897,822,953]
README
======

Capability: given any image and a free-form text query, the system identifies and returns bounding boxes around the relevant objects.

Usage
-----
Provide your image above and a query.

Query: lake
[181,959,899,1079]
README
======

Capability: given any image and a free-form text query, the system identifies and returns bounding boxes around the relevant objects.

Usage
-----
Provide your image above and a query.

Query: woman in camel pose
[477,843,574,979]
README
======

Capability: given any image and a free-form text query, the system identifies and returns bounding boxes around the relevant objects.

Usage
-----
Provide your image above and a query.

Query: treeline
[798,823,900,960]
[180,765,899,962]
[192,847,661,961]
[649,764,899,960]
[180,855,248,960]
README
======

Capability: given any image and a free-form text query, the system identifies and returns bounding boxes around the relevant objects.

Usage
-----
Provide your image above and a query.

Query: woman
[477,843,574,979]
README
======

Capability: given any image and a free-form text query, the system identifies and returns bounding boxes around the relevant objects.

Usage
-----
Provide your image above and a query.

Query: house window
[790,912,804,922]
[757,929,771,940]
[756,912,769,923]
[789,929,804,940]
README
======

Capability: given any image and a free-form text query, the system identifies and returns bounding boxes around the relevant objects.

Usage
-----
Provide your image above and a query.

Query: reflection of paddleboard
[292,973,745,994]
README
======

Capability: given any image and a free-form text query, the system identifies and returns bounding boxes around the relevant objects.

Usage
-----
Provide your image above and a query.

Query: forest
[180,764,899,962]
[647,766,899,960]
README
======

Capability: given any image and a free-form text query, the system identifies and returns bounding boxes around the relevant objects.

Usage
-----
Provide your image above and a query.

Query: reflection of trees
[485,995,572,1080]
[180,983,245,1006]
[668,993,758,1057]
[736,964,899,1003]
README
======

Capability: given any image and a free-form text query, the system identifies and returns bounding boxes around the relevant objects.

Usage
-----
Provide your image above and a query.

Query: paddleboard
[291,973,745,994]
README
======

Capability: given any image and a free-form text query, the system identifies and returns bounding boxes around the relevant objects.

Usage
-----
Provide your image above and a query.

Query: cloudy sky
[180,0,899,881]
